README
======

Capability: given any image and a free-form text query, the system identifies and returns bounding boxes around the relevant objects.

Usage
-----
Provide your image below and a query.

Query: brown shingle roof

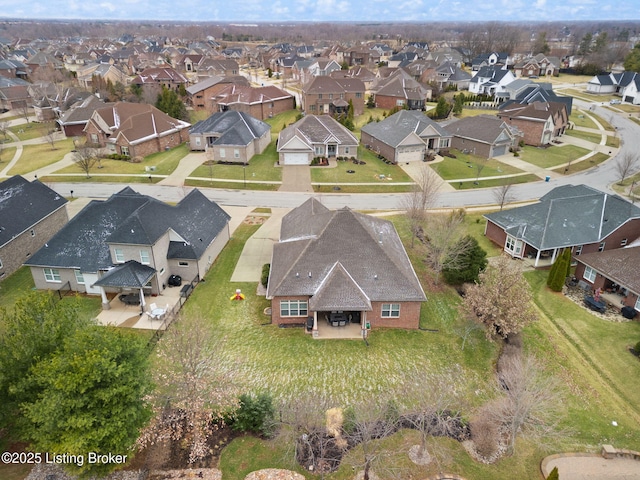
[575,246,640,295]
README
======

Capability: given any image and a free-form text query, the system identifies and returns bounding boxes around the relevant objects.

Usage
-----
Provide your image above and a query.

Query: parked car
[610,99,621,105]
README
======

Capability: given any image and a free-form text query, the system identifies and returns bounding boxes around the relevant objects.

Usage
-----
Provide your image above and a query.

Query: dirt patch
[243,216,266,225]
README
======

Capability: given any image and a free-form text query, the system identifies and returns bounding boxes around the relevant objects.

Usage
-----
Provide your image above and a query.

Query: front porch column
[534,249,541,268]
[361,311,367,338]
[99,287,110,310]
[313,311,318,338]
[551,248,558,264]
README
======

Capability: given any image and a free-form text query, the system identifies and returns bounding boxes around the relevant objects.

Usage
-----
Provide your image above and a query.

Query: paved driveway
[279,165,312,192]
[543,454,640,479]
[230,208,288,282]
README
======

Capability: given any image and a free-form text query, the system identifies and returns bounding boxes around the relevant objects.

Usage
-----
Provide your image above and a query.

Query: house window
[505,236,523,256]
[179,261,189,267]
[220,148,226,158]
[310,105,316,112]
[396,99,405,106]
[314,146,324,155]
[345,147,350,154]
[30,229,35,237]
[195,137,201,146]
[234,149,240,158]
[598,241,606,252]
[621,238,628,246]
[318,94,323,99]
[114,248,124,263]
[584,266,597,283]
[90,133,98,143]
[140,250,150,264]
[0,258,3,268]
[356,92,362,98]
[439,138,450,148]
[381,303,400,318]
[121,146,130,157]
[280,300,308,317]
[574,245,583,255]
[635,296,640,312]
[43,268,61,283]
[74,270,85,285]
[340,93,344,99]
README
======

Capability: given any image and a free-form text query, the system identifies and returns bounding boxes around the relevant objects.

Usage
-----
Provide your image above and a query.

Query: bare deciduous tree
[492,182,515,211]
[423,209,472,285]
[614,152,639,185]
[19,102,30,124]
[137,314,240,464]
[73,144,99,178]
[401,165,442,247]
[493,354,567,454]
[42,123,57,150]
[0,119,8,141]
[463,255,538,341]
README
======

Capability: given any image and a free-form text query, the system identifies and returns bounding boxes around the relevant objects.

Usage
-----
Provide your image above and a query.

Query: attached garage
[283,153,310,165]
[397,145,425,163]
[492,144,508,157]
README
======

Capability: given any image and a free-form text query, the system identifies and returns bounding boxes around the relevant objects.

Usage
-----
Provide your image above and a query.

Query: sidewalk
[157,151,207,186]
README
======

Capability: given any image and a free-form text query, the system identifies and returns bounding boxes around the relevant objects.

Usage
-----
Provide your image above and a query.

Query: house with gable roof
[84,102,190,158]
[0,176,68,281]
[484,184,640,267]
[266,198,426,335]
[586,71,640,104]
[371,69,432,110]
[301,76,365,116]
[447,114,521,158]
[496,100,568,146]
[468,66,516,96]
[360,110,451,163]
[25,187,230,307]
[277,115,358,165]
[188,110,271,161]
[210,84,294,120]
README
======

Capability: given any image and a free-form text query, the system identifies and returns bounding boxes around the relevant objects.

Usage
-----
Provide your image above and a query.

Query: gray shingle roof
[361,110,450,148]
[93,260,156,288]
[267,199,426,305]
[26,187,229,273]
[278,115,358,151]
[0,176,68,248]
[189,111,270,147]
[485,185,640,250]
[446,115,513,145]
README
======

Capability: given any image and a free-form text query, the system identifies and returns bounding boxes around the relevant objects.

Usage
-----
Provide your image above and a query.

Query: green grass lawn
[7,122,56,142]
[54,143,189,177]
[519,144,590,169]
[0,146,16,163]
[560,89,615,103]
[609,104,640,114]
[189,141,282,183]
[606,135,620,148]
[570,111,597,129]
[564,129,602,144]
[551,152,609,174]
[450,174,539,190]
[265,110,301,133]
[8,138,74,176]
[430,150,524,180]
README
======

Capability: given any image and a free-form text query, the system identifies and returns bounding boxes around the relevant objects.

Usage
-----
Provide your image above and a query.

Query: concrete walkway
[157,151,206,186]
[230,208,287,282]
[542,453,640,479]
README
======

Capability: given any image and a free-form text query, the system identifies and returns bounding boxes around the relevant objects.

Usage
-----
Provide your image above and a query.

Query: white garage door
[397,146,424,163]
[283,153,309,165]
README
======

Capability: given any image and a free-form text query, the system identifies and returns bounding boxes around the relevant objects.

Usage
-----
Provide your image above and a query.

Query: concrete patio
[96,285,184,330]
[314,321,364,340]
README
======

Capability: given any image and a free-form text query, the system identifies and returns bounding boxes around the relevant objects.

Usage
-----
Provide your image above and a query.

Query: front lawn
[8,122,56,142]
[570,111,597,129]
[519,144,590,169]
[54,143,188,177]
[0,146,16,163]
[189,141,281,183]
[551,152,609,174]
[8,138,74,176]
[564,129,602,144]
[430,150,524,180]
[450,174,539,190]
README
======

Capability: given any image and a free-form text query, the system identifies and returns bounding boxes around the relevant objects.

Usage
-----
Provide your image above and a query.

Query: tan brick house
[211,84,294,120]
[0,176,68,281]
[496,101,568,147]
[267,199,426,336]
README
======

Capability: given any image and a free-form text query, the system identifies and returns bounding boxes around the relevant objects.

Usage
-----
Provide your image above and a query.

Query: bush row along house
[24,187,231,308]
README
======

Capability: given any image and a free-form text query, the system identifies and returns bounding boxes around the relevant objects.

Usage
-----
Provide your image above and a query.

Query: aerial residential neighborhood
[1,16,640,480]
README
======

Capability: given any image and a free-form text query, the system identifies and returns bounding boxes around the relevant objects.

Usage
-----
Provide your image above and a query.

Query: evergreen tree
[547,466,559,480]
[442,235,488,285]
[155,86,188,121]
[624,43,640,72]
[434,96,450,119]
[453,93,464,116]
[547,249,569,292]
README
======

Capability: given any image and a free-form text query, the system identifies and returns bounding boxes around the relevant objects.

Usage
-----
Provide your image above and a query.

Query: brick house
[496,101,568,147]
[84,102,190,158]
[0,176,68,281]
[302,76,365,116]
[188,110,271,162]
[57,95,110,138]
[573,246,640,313]
[277,115,358,165]
[447,115,521,158]
[372,69,432,110]
[267,199,426,336]
[360,109,451,163]
[186,75,250,112]
[131,67,189,97]
[211,84,295,120]
[25,187,230,307]
[484,184,640,267]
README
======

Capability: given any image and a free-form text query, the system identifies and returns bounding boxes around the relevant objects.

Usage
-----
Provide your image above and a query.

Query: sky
[0,0,638,23]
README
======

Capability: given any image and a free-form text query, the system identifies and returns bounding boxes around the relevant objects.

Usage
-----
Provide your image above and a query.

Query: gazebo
[92,260,156,312]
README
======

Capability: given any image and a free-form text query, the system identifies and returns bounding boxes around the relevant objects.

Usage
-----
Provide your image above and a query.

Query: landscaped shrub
[547,249,571,292]
[230,392,276,437]
[442,236,488,285]
[547,466,559,480]
[470,408,500,459]
[634,340,640,356]
[261,264,270,288]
